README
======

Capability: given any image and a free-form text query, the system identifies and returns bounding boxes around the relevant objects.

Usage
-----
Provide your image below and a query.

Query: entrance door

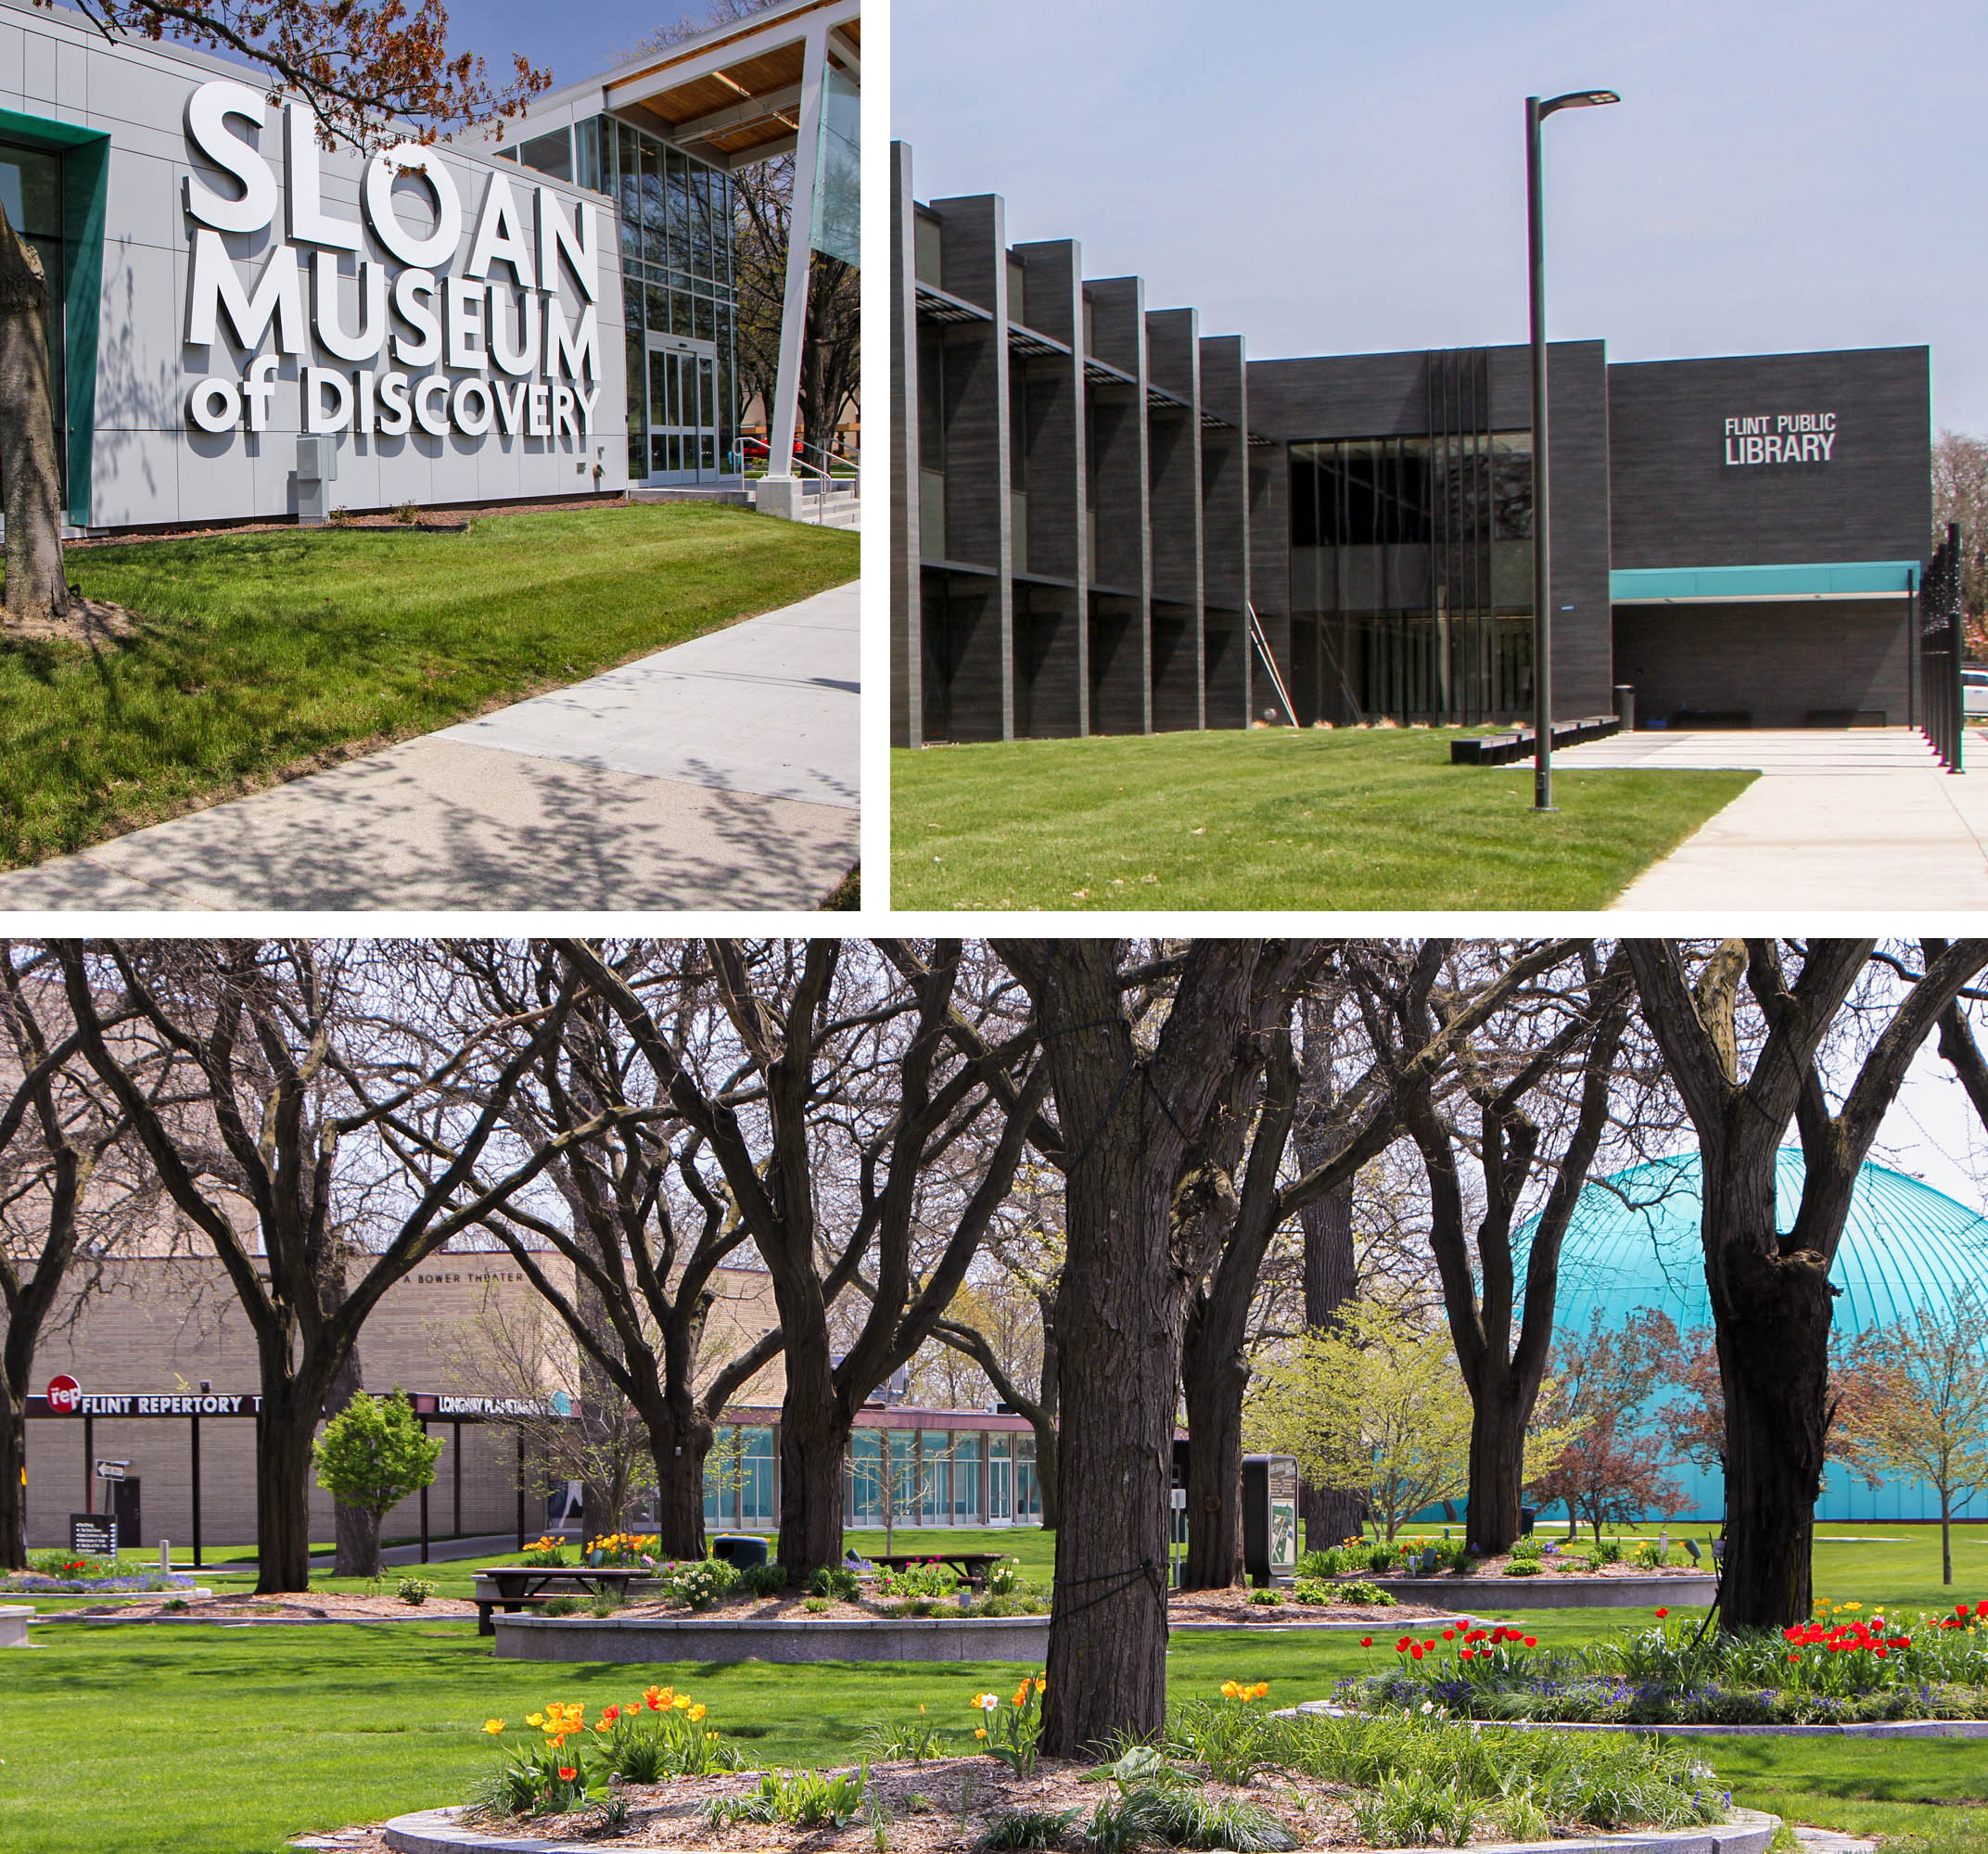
[644,336,720,485]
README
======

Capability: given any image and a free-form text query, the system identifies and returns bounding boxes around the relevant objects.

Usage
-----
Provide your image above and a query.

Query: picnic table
[473,1565,656,1634]
[865,1551,1010,1594]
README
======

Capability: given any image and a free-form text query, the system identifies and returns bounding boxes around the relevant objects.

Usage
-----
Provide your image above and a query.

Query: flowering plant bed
[1333,1600,1988,1727]
[2,1569,198,1595]
[427,1677,1742,1851]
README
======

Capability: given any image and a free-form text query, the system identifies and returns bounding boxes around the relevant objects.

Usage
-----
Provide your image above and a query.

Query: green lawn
[890,729,1752,910]
[6,1523,1982,1852]
[0,504,857,868]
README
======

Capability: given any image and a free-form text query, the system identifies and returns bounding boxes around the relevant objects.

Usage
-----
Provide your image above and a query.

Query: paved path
[0,583,857,911]
[1551,727,1988,909]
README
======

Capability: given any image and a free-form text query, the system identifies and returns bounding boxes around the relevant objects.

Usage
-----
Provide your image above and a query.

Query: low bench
[1450,715,1623,767]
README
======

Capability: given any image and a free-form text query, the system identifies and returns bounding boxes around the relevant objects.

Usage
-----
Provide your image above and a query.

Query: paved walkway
[0,582,857,911]
[1551,727,1988,909]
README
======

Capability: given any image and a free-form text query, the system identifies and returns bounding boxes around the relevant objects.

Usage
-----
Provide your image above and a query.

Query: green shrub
[984,1556,1023,1596]
[540,1595,585,1617]
[661,1557,738,1611]
[395,1575,438,1606]
[805,1595,832,1614]
[1246,1587,1282,1606]
[1631,1541,1671,1570]
[1351,1771,1478,1848]
[1503,1558,1542,1576]
[810,1564,860,1602]
[1585,1538,1624,1570]
[873,1562,959,1600]
[1295,1547,1346,1579]
[737,1561,790,1598]
[1508,1534,1545,1562]
[1333,1577,1396,1606]
[588,1593,621,1619]
[1291,1578,1332,1606]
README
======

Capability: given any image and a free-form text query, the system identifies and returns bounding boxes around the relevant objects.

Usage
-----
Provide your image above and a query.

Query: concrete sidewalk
[0,582,858,912]
[1551,727,1988,908]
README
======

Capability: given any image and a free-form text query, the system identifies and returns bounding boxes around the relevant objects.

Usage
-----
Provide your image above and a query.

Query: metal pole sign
[95,1460,130,1480]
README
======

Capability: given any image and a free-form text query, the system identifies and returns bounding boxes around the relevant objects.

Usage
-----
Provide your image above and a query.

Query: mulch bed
[1,595,146,644]
[417,1754,1392,1851]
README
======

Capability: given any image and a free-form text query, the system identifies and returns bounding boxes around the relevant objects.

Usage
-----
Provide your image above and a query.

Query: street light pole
[1526,88,1618,814]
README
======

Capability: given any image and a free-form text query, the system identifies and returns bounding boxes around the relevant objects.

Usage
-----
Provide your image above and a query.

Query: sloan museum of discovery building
[0,0,858,532]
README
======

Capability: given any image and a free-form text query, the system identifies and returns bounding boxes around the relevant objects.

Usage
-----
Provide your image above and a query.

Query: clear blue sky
[892,0,1988,434]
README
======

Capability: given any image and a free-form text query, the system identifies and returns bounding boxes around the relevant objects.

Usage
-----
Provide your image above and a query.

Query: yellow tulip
[673,1694,692,1710]
[689,1704,707,1721]
[526,1713,544,1728]
[482,1720,505,1735]
[974,1727,988,1740]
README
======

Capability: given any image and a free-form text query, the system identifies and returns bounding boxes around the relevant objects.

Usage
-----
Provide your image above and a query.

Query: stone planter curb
[493,1611,1051,1664]
[1292,1700,1988,1738]
[379,1804,1783,1854]
[1170,1613,1475,1632]
[0,1603,33,1646]
[1364,1573,1718,1610]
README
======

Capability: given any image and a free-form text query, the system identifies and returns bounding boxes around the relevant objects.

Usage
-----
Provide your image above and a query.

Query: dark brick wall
[1608,348,1930,569]
[1244,342,1613,718]
[1612,599,1912,728]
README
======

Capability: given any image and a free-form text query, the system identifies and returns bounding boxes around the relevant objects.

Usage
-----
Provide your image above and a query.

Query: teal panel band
[0,106,110,528]
[1611,561,1922,603]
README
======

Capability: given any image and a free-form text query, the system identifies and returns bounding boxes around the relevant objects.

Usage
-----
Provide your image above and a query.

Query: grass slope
[0,504,856,869]
[891,729,1752,910]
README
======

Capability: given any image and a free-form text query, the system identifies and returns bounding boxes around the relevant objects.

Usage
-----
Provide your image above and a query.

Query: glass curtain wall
[599,116,738,482]
[1287,354,1534,724]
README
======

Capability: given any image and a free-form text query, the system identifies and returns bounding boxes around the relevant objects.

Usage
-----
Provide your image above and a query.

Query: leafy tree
[1834,1289,1988,1586]
[1249,1297,1574,1543]
[1527,1308,1682,1541]
[312,1389,444,1577]
[1,0,547,623]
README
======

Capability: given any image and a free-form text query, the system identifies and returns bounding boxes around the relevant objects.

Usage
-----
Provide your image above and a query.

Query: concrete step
[628,486,753,507]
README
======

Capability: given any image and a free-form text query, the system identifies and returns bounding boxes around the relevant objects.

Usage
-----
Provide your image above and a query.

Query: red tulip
[1655,1607,1669,1619]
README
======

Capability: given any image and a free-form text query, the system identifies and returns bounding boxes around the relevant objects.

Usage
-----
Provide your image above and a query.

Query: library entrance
[644,335,721,485]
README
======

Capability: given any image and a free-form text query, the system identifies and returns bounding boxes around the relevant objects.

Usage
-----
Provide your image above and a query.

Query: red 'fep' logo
[45,1375,81,1413]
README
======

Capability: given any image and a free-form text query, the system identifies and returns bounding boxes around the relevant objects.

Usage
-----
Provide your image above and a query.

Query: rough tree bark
[0,199,69,623]
[996,939,1320,1758]
[1628,937,1988,1630]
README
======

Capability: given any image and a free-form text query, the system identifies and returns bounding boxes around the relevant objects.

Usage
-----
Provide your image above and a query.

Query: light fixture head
[1540,88,1621,118]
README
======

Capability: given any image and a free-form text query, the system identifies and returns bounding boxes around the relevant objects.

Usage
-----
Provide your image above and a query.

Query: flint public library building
[889,142,1933,747]
[0,0,857,532]
[23,1251,1042,1557]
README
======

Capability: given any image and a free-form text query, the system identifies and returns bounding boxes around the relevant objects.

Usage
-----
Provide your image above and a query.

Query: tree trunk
[1041,1138,1182,1756]
[1297,1141,1365,1551]
[774,1387,849,1581]
[1941,1493,1953,1587]
[1463,1366,1531,1556]
[0,1388,26,1569]
[1179,1305,1247,1589]
[651,1411,713,1562]
[1712,1238,1833,1629]
[255,1393,319,1594]
[0,206,69,622]
[1034,1419,1060,1534]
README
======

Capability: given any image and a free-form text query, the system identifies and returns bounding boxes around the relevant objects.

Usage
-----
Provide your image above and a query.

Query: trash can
[1519,1507,1536,1537]
[1613,685,1637,732]
[710,1534,769,1569]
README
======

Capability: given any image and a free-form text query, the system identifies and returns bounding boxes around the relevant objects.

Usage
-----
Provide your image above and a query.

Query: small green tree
[1246,1298,1578,1542]
[1834,1288,1988,1586]
[312,1390,445,1579]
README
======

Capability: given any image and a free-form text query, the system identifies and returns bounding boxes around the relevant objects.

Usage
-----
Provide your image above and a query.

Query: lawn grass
[890,728,1753,910]
[0,503,857,868]
[7,1523,1983,1852]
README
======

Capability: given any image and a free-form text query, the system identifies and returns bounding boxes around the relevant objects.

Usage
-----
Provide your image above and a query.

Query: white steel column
[763,17,828,505]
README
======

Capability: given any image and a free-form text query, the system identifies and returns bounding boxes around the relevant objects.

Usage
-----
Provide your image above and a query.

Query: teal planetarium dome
[1523,1149,1988,1524]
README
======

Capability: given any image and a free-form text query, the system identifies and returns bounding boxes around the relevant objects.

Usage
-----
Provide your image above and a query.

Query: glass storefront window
[951,1433,981,1522]
[988,1436,1012,1521]
[740,1426,774,1529]
[919,1431,949,1526]
[1015,1436,1040,1522]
